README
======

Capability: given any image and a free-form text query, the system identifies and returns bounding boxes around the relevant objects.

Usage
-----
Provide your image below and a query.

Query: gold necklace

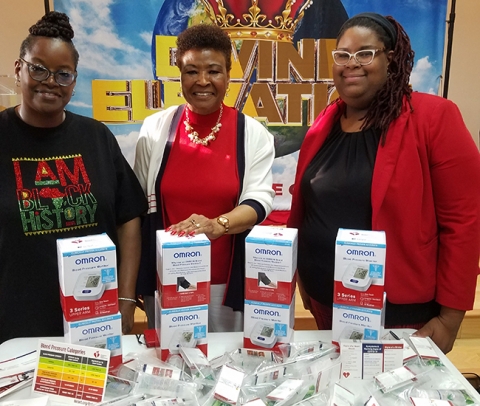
[184,104,223,146]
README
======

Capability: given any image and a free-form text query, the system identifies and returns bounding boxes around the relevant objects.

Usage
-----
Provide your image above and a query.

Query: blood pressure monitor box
[63,312,123,369]
[243,296,295,350]
[156,230,211,308]
[57,234,118,322]
[154,291,208,361]
[334,229,386,309]
[245,226,298,305]
[332,302,385,347]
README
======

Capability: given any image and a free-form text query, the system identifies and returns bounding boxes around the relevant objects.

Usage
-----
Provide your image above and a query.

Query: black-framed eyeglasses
[332,49,385,66]
[19,58,77,86]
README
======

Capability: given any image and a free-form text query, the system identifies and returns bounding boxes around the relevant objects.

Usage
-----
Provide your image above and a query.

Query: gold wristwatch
[217,215,230,234]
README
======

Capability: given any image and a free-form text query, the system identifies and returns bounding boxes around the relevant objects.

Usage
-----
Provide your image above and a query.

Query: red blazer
[288,92,480,310]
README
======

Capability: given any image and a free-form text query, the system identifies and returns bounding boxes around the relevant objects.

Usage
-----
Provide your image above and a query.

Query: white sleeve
[240,115,275,220]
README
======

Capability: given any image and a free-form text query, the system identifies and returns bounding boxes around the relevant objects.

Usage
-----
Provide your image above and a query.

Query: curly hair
[335,15,414,144]
[176,24,232,72]
[19,11,79,68]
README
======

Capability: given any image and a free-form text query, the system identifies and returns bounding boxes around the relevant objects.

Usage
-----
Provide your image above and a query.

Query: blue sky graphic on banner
[54,0,447,215]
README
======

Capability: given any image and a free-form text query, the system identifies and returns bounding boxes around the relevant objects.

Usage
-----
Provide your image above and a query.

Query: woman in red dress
[134,24,275,332]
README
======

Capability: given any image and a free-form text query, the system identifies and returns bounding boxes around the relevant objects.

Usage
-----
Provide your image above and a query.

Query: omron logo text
[75,255,106,265]
[82,325,112,335]
[173,251,201,258]
[346,249,375,256]
[343,313,370,322]
[172,314,198,322]
[254,309,280,317]
[255,248,282,256]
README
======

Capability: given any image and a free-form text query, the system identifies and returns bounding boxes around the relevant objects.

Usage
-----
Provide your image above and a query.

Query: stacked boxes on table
[332,229,387,346]
[155,230,210,361]
[244,226,298,350]
[57,234,122,368]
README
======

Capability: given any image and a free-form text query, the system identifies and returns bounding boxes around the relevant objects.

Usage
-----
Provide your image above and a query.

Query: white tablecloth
[1,331,479,403]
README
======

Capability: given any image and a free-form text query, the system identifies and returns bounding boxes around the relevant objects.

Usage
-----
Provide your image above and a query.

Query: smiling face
[15,37,77,127]
[178,48,230,115]
[333,26,392,113]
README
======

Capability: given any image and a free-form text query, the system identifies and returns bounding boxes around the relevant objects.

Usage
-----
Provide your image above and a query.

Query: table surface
[1,331,479,404]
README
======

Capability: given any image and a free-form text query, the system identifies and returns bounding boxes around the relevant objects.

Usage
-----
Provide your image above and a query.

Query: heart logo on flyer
[343,371,350,378]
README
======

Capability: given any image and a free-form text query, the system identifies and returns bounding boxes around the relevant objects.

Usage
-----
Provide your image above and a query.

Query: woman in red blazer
[288,12,480,354]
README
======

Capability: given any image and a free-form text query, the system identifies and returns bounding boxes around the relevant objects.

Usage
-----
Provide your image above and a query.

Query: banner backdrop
[54,0,448,223]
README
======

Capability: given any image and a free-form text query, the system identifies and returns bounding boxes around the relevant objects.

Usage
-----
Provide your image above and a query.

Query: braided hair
[335,15,414,145]
[19,11,79,68]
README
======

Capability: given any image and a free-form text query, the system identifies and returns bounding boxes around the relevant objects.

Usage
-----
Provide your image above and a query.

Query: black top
[298,120,381,306]
[0,108,147,344]
[297,120,442,326]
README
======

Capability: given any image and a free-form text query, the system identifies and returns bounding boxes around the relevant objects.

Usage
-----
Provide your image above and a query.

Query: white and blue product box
[245,226,298,305]
[334,229,386,309]
[154,291,208,361]
[57,233,118,322]
[63,312,122,369]
[332,295,386,347]
[243,296,295,350]
[156,230,211,308]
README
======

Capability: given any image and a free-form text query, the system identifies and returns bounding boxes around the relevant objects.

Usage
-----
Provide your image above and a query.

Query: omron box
[157,230,210,308]
[63,312,122,369]
[245,226,298,305]
[332,303,384,347]
[334,229,386,309]
[243,297,295,350]
[57,234,118,321]
[154,291,208,361]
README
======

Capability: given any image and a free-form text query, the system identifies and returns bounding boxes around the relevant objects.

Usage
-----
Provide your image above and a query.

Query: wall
[0,0,478,145]
[0,1,52,74]
[444,0,480,146]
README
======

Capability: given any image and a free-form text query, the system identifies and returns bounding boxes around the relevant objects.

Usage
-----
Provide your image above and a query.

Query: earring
[225,87,230,98]
[177,87,183,98]
[15,76,20,87]
[72,88,76,96]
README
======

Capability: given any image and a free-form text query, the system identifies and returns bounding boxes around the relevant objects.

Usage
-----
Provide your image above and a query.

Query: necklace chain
[184,104,223,146]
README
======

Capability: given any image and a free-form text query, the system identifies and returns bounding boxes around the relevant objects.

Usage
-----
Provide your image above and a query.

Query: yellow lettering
[276,39,316,82]
[258,41,274,81]
[155,35,179,79]
[249,83,282,124]
[277,83,313,124]
[92,80,131,122]
[131,80,162,121]
[317,39,335,81]
[90,37,337,125]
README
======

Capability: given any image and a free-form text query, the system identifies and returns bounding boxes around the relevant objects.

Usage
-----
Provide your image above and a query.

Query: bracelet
[118,297,137,304]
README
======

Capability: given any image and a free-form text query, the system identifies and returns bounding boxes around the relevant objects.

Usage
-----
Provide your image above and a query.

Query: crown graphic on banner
[200,0,314,42]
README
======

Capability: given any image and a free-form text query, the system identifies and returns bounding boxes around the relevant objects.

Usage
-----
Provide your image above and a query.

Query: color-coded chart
[33,339,110,404]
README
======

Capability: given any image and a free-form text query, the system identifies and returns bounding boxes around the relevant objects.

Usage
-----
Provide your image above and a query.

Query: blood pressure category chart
[33,339,109,404]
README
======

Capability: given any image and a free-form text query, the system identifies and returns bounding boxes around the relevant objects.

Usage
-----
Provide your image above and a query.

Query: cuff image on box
[245,226,298,305]
[157,230,210,308]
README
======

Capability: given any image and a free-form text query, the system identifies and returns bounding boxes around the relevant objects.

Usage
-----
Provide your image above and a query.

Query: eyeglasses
[332,49,385,66]
[19,58,77,86]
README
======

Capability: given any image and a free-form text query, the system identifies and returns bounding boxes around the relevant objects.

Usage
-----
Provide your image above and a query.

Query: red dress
[161,104,239,284]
